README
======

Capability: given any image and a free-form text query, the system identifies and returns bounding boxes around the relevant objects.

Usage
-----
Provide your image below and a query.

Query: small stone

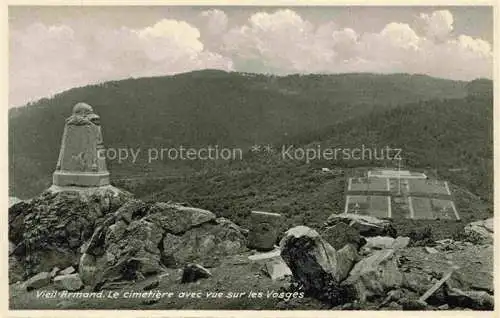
[263,258,292,280]
[142,298,159,305]
[142,279,160,291]
[392,237,410,249]
[59,266,76,275]
[438,304,449,310]
[425,247,439,254]
[181,264,212,283]
[50,267,60,278]
[364,236,395,249]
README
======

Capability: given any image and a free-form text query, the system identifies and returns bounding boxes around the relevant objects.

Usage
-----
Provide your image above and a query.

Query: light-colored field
[408,179,450,195]
[348,177,390,192]
[344,195,390,218]
[409,196,459,220]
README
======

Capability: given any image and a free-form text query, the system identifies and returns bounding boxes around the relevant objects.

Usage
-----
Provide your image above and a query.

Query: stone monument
[52,102,110,188]
[247,211,283,251]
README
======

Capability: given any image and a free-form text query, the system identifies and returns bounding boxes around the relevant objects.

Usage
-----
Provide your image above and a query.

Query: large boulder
[325,213,396,237]
[341,249,404,302]
[87,218,166,287]
[8,186,131,277]
[145,203,216,234]
[279,226,358,302]
[320,222,364,250]
[464,218,493,244]
[161,217,247,267]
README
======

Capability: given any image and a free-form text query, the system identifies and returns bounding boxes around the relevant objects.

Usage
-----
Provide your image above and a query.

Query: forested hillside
[9,71,485,199]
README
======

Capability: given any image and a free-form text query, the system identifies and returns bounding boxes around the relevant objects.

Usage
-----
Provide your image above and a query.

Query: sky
[9,6,494,108]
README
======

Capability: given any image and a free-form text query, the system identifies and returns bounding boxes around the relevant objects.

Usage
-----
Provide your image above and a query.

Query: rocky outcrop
[8,186,132,278]
[464,218,493,244]
[80,201,247,288]
[325,214,396,237]
[341,249,403,302]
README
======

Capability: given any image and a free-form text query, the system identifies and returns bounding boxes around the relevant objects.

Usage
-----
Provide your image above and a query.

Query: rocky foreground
[9,188,494,310]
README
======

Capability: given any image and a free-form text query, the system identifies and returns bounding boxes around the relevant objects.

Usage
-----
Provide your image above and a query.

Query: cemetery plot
[408,179,450,195]
[368,169,427,179]
[344,195,391,218]
[409,197,459,220]
[348,177,390,192]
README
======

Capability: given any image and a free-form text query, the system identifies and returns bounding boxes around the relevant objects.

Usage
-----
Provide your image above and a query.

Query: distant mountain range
[9,70,492,199]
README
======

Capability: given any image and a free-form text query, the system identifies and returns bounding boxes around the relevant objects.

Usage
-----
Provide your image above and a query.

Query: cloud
[9,9,492,107]
[419,10,454,41]
[200,9,228,35]
[9,19,233,107]
[222,9,492,79]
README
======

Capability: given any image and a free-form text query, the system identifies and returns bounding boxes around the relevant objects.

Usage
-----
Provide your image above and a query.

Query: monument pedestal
[52,102,111,189]
[53,171,110,187]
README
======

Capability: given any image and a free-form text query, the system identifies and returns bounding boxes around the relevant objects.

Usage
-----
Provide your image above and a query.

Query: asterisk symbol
[250,144,261,153]
[263,144,274,153]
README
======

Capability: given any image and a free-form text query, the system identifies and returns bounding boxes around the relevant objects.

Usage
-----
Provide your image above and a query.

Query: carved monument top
[67,102,100,126]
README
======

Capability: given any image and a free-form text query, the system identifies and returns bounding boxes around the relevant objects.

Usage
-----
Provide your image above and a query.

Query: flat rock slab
[59,266,76,275]
[248,248,281,261]
[53,273,84,291]
[23,272,51,291]
[264,259,292,280]
[326,213,393,237]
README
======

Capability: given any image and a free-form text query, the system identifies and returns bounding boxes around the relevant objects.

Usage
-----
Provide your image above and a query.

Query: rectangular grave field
[408,179,450,195]
[408,196,459,220]
[344,195,391,218]
[348,177,390,192]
